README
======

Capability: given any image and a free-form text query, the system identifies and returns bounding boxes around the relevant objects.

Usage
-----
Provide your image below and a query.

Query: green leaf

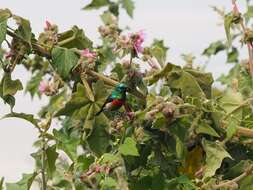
[83,0,110,10]
[2,73,23,96]
[6,172,37,190]
[224,12,233,47]
[202,139,232,179]
[0,9,12,23]
[239,175,253,190]
[202,40,226,57]
[25,71,43,98]
[13,16,32,44]
[122,0,135,18]
[0,20,7,46]
[87,124,110,156]
[39,91,66,117]
[227,47,239,63]
[195,122,220,138]
[100,11,116,25]
[58,26,92,49]
[119,137,139,156]
[151,39,169,67]
[101,177,117,188]
[0,177,4,190]
[1,112,40,128]
[244,6,253,23]
[56,81,109,128]
[46,145,59,177]
[53,129,79,161]
[51,47,79,79]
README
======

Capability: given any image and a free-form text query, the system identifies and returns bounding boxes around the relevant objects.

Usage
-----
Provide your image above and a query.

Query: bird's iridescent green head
[115,83,128,93]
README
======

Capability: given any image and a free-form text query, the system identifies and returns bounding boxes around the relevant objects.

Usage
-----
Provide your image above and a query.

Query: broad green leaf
[6,173,37,190]
[224,12,233,47]
[119,137,139,156]
[87,124,110,156]
[58,26,92,49]
[202,40,226,57]
[76,155,94,171]
[0,20,7,46]
[56,82,109,128]
[53,129,79,161]
[25,71,43,98]
[51,47,79,79]
[122,0,135,18]
[151,40,169,67]
[13,15,32,44]
[2,112,39,128]
[46,145,59,177]
[168,70,206,98]
[83,0,110,10]
[101,177,117,188]
[195,122,220,138]
[202,139,232,179]
[0,9,12,23]
[2,73,23,96]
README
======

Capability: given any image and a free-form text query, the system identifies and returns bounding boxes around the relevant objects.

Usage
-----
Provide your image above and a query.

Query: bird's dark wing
[95,94,113,116]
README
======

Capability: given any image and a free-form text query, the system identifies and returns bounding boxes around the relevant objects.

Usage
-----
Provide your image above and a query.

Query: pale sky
[0,0,243,185]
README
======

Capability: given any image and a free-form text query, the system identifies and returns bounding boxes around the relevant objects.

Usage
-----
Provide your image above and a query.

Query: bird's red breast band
[112,99,124,106]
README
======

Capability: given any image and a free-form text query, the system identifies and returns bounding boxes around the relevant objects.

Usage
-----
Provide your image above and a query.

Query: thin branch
[212,165,253,190]
[41,135,47,190]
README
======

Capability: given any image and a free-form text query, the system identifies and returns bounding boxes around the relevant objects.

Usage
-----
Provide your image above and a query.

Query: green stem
[41,135,47,190]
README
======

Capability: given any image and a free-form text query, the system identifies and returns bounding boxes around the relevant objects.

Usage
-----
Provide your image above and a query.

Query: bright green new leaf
[119,137,139,156]
[6,173,37,190]
[202,139,232,179]
[51,47,79,79]
[122,0,135,18]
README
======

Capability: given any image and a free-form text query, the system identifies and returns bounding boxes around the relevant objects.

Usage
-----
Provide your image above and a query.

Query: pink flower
[38,81,49,94]
[45,20,52,30]
[5,51,13,59]
[130,30,145,54]
[81,49,96,59]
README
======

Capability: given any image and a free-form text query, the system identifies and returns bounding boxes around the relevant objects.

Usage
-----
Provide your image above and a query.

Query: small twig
[212,165,253,190]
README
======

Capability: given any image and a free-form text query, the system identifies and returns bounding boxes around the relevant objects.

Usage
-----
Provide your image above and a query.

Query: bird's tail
[95,108,103,116]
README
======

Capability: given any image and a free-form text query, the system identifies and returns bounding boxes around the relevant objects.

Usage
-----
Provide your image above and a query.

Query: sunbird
[96,83,128,116]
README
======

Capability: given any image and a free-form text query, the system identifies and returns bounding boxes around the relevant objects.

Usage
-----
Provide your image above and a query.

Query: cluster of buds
[81,48,97,64]
[145,96,184,122]
[80,163,111,181]
[129,30,145,55]
[38,21,58,49]
[242,28,253,46]
[38,76,63,96]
